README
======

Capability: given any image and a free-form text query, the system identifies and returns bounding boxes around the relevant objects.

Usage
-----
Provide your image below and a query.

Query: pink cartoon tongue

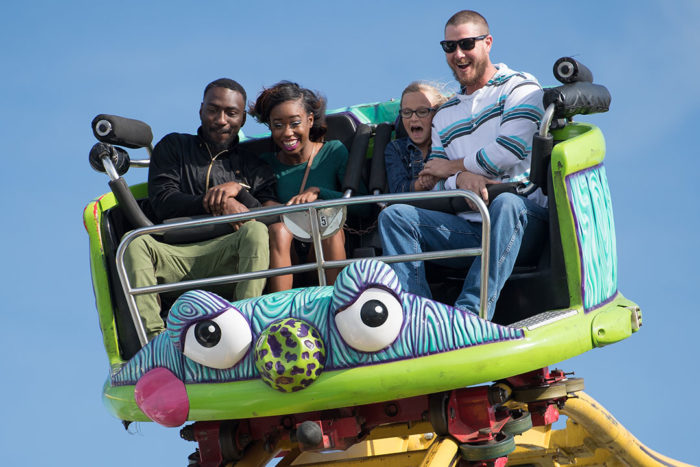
[134,367,189,427]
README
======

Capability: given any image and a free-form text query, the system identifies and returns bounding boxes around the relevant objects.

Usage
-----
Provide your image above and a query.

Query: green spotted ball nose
[254,318,326,393]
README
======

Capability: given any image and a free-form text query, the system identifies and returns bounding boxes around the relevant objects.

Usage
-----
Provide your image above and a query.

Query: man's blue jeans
[378,193,548,319]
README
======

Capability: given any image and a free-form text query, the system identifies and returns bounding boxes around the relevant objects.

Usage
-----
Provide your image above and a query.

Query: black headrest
[544,82,611,119]
[326,113,358,150]
[92,114,153,149]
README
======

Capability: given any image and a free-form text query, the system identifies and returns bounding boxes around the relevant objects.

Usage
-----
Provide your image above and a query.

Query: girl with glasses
[385,82,449,193]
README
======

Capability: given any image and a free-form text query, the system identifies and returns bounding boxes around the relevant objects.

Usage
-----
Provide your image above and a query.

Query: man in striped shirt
[379,10,549,320]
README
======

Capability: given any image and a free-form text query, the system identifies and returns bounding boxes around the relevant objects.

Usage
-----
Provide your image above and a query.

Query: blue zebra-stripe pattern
[181,289,333,383]
[112,259,524,385]
[331,259,402,312]
[327,260,523,368]
[166,290,232,351]
[567,165,618,310]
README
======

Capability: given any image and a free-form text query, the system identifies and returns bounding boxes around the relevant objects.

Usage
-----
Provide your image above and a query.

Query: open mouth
[282,139,300,152]
[410,126,425,136]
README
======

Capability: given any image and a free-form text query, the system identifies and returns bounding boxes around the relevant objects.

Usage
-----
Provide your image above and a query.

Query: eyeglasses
[440,34,488,53]
[399,107,436,118]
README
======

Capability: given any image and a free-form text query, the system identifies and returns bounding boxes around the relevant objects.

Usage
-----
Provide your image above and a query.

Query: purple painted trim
[564,163,617,313]
[333,283,400,316]
[584,290,619,313]
[178,310,227,337]
[184,370,260,385]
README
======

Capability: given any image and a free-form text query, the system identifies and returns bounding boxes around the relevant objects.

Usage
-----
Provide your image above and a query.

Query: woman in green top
[250,81,349,292]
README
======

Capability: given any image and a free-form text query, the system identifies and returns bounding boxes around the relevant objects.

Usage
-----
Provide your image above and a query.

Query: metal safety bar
[101,155,121,181]
[115,190,491,347]
[540,104,556,138]
[129,159,150,168]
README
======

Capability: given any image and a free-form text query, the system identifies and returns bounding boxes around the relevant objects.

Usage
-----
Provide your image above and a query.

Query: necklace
[204,142,228,191]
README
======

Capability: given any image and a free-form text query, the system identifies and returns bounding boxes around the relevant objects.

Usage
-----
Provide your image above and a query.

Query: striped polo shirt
[430,63,546,219]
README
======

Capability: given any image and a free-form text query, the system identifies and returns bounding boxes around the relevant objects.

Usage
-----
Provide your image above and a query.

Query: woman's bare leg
[268,222,294,292]
[320,229,346,285]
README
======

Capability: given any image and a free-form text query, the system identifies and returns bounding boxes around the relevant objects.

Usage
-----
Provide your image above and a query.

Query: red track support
[183,367,574,465]
[447,386,509,443]
[192,421,223,467]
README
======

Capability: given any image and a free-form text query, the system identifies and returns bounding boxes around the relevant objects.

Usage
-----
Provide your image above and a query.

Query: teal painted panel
[567,165,618,310]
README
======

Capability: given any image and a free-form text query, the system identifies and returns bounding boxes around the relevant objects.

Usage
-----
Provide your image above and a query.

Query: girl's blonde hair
[401,81,451,108]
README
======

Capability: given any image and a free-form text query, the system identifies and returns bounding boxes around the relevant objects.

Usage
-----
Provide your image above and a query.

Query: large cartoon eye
[183,308,252,369]
[334,288,403,352]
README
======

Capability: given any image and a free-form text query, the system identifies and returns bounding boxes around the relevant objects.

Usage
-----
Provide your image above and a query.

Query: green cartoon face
[116,259,524,388]
[114,259,525,426]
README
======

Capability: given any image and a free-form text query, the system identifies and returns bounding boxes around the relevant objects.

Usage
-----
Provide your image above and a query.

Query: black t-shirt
[148,129,277,223]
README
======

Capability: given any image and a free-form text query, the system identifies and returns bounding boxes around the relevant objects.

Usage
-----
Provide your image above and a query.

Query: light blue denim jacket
[384,137,427,193]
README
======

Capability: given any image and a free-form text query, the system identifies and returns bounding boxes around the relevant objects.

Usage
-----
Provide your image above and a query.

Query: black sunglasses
[440,34,488,53]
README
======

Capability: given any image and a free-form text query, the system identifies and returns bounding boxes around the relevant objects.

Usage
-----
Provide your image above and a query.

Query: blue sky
[1,1,698,465]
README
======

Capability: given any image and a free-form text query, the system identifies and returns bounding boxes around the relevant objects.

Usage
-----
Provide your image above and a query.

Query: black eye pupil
[194,320,221,348]
[360,300,388,328]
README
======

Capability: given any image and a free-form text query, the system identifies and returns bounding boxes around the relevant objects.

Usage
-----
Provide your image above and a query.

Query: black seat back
[326,113,359,151]
[490,165,569,324]
[368,123,393,195]
[101,198,156,359]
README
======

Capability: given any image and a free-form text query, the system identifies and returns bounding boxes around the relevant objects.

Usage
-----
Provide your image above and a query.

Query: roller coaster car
[84,58,642,465]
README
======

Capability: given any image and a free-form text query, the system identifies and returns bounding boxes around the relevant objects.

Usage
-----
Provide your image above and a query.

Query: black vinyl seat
[101,198,157,359]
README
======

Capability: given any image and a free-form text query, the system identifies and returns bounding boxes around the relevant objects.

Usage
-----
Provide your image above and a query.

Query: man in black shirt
[124,78,277,340]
